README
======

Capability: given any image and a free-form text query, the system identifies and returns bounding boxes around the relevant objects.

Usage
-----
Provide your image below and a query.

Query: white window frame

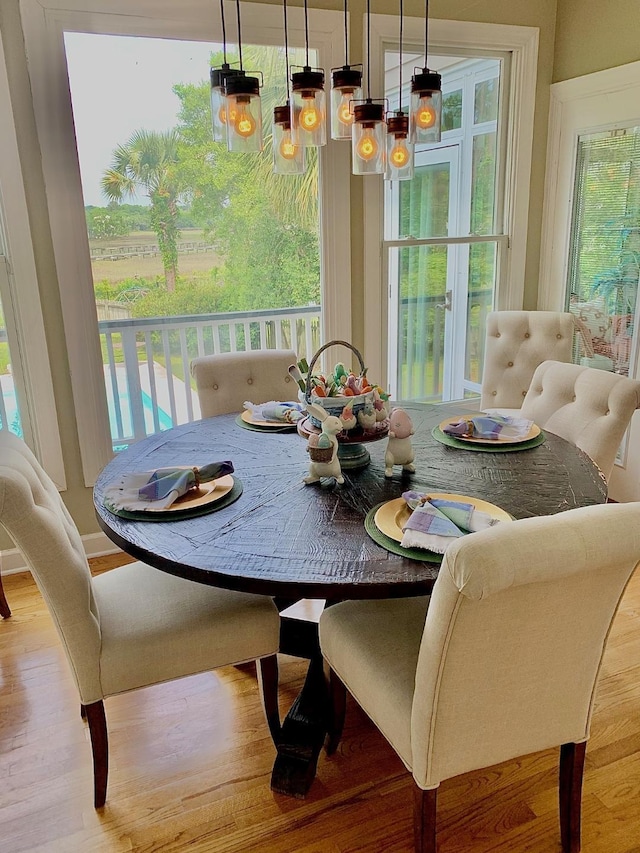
[363,16,539,388]
[0,30,65,487]
[20,0,351,486]
[538,60,640,496]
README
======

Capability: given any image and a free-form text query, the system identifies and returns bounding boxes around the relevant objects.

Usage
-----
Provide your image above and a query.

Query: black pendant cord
[399,0,403,109]
[283,0,291,100]
[304,0,310,68]
[424,0,429,67]
[343,0,349,66]
[365,0,371,100]
[235,0,243,69]
[220,0,228,65]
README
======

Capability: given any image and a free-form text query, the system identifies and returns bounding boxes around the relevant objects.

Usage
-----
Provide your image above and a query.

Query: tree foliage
[101,130,184,291]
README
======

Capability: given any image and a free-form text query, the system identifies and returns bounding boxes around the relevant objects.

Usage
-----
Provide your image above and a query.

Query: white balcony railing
[98,305,321,450]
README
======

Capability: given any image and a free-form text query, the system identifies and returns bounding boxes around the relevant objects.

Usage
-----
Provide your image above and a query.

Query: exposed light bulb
[415,95,437,129]
[356,132,378,162]
[279,132,298,160]
[235,104,257,138]
[389,138,411,168]
[336,93,354,126]
[299,98,321,132]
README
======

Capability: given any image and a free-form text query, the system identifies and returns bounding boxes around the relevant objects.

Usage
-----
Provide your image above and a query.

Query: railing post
[121,326,147,442]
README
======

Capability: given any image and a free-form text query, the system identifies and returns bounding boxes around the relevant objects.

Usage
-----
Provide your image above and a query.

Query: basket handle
[304,339,366,403]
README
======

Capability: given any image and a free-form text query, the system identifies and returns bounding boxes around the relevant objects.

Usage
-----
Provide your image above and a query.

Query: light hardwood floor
[1,555,639,853]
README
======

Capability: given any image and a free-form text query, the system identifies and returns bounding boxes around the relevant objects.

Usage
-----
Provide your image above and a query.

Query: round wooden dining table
[93,402,607,600]
[93,401,607,796]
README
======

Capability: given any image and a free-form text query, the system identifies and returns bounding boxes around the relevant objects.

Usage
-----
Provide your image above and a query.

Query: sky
[64,33,219,207]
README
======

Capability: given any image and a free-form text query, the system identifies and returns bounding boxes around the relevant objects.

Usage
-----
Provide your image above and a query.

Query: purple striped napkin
[103,461,234,512]
[443,414,532,440]
[400,491,500,553]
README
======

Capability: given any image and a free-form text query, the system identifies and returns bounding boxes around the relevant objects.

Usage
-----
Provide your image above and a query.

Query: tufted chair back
[190,349,298,418]
[480,311,575,411]
[0,430,103,698]
[521,360,640,479]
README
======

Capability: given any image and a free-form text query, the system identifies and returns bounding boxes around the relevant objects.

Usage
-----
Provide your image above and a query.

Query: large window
[566,128,639,377]
[21,0,351,483]
[64,32,322,451]
[540,60,640,499]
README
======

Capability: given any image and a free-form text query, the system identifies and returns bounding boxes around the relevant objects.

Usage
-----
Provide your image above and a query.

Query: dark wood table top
[93,403,607,601]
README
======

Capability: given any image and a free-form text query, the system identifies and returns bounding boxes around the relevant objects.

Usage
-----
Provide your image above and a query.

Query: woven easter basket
[307,435,334,463]
[302,340,375,429]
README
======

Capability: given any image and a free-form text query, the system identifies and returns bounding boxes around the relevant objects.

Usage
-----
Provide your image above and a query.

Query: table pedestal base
[270,656,328,798]
[272,600,329,798]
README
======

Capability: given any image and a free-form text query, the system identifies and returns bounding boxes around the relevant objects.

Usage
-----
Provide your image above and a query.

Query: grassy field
[90,231,221,284]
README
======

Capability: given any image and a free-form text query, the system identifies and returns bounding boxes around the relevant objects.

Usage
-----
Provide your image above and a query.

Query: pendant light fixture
[409,0,442,145]
[210,0,242,142]
[290,0,326,147]
[386,0,414,181]
[225,0,264,153]
[351,0,386,175]
[273,0,306,174]
[330,0,363,141]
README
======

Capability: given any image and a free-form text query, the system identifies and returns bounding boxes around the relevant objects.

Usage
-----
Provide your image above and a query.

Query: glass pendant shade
[273,104,306,174]
[386,112,414,181]
[290,68,326,147]
[409,69,442,144]
[330,66,363,140]
[210,65,241,142]
[352,101,386,175]
[225,74,263,153]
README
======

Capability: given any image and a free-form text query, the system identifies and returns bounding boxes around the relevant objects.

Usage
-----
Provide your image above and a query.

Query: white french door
[386,145,462,400]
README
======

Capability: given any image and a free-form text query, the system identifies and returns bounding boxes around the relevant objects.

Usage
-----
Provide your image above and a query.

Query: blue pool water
[107,385,173,439]
[2,381,173,443]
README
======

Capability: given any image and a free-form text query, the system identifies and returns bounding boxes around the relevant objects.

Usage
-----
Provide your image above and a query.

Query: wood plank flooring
[1,555,639,852]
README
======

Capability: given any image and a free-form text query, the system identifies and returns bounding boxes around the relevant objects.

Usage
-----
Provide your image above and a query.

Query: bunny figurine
[304,403,345,485]
[384,407,415,478]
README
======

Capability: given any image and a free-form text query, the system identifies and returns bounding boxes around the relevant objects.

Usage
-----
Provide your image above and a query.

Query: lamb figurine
[384,407,415,478]
[304,403,345,485]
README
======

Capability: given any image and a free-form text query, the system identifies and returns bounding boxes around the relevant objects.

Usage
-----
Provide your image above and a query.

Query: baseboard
[1,531,121,576]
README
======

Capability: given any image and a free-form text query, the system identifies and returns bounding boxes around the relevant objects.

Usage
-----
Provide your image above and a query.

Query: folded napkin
[400,491,500,553]
[243,400,304,424]
[103,461,234,512]
[443,413,533,440]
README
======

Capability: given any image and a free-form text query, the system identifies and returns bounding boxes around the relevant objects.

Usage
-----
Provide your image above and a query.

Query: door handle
[436,290,452,311]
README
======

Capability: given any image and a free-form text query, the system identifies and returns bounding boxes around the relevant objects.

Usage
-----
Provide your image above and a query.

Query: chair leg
[413,784,438,853]
[83,700,109,808]
[560,741,586,853]
[0,572,11,618]
[257,654,281,746]
[325,668,346,755]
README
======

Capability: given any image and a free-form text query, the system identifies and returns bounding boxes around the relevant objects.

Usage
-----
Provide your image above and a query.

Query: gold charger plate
[241,409,296,428]
[374,493,513,544]
[155,473,235,513]
[438,415,541,445]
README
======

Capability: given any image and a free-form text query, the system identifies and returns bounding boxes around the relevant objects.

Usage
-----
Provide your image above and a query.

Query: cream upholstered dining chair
[191,348,298,418]
[520,360,640,480]
[0,558,10,618]
[480,311,575,413]
[0,430,281,808]
[319,502,640,853]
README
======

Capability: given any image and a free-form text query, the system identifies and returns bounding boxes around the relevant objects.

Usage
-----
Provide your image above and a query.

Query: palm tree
[101,129,182,291]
